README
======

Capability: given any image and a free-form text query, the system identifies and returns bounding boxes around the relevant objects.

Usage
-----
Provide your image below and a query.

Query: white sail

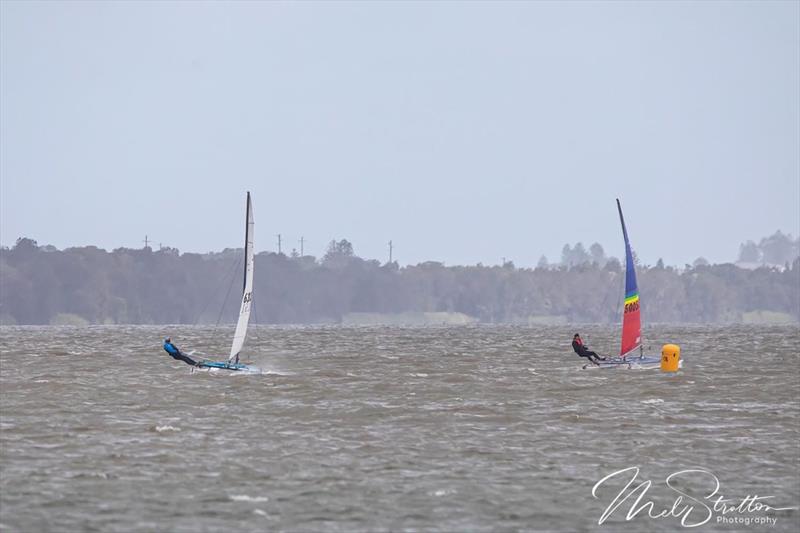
[229,192,254,362]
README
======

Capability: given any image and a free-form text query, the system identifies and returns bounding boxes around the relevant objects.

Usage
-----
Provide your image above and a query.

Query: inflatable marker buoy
[661,344,681,372]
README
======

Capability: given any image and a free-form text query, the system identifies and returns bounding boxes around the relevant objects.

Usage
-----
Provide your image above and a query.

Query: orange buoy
[661,344,681,372]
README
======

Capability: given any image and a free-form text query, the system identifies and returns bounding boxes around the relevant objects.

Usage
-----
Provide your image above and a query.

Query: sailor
[163,337,200,367]
[571,333,607,365]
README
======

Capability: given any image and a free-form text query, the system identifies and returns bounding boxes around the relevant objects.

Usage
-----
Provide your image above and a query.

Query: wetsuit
[572,338,604,363]
[163,341,199,366]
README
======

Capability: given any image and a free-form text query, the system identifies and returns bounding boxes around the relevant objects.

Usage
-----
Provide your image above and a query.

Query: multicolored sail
[617,199,641,356]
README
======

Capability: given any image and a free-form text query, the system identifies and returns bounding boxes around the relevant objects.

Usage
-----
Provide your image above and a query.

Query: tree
[605,257,622,272]
[561,242,590,267]
[759,231,798,266]
[738,240,761,263]
[572,243,589,266]
[14,237,38,252]
[560,244,572,266]
[14,237,39,252]
[322,239,355,268]
[324,239,354,259]
[1,232,798,325]
[589,242,605,265]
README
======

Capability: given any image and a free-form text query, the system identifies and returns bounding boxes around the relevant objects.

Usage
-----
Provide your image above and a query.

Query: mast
[243,192,250,292]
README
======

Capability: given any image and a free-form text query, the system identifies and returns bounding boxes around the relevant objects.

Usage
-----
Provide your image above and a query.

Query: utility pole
[299,236,304,257]
[388,240,393,263]
[276,234,282,255]
[143,235,150,249]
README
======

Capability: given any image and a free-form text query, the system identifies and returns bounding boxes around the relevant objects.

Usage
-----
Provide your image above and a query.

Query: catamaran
[196,192,260,373]
[583,199,665,370]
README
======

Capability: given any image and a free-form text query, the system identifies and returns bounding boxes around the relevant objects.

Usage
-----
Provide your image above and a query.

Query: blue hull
[198,361,252,371]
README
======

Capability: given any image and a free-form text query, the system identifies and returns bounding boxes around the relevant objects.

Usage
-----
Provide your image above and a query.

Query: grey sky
[1,1,798,267]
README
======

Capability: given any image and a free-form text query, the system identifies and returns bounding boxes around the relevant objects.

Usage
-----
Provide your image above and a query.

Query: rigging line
[598,268,616,323]
[252,294,259,326]
[213,256,243,339]
[192,257,241,326]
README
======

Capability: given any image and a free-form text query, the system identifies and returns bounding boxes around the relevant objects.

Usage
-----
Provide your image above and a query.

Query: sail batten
[617,199,641,356]
[229,192,254,362]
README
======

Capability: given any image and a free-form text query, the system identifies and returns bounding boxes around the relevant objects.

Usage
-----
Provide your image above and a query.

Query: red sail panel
[621,292,641,356]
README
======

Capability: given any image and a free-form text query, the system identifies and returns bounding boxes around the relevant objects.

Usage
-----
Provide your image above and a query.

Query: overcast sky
[1,1,798,267]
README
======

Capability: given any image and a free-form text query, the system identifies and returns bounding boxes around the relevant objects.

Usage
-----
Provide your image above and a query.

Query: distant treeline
[1,236,798,325]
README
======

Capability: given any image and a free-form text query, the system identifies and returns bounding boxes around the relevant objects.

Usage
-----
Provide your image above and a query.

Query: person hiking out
[571,333,607,365]
[163,337,200,367]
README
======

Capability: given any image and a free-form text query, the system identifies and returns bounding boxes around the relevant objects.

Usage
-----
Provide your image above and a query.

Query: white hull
[582,358,683,371]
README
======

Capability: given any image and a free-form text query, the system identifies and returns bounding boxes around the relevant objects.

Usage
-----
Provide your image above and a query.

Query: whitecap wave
[230,495,269,502]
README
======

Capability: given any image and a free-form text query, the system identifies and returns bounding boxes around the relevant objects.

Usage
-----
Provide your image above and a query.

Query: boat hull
[197,360,260,373]
[582,356,681,370]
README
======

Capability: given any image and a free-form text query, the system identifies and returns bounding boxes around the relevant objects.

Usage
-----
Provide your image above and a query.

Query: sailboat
[197,192,259,373]
[583,199,663,370]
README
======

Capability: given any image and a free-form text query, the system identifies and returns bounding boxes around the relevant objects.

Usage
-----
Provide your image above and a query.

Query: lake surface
[1,324,798,532]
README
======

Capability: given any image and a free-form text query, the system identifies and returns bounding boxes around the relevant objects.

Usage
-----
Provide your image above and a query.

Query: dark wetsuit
[572,338,604,363]
[163,341,198,366]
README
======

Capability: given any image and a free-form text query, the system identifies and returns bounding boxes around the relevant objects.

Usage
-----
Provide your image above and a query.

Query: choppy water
[1,324,798,532]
